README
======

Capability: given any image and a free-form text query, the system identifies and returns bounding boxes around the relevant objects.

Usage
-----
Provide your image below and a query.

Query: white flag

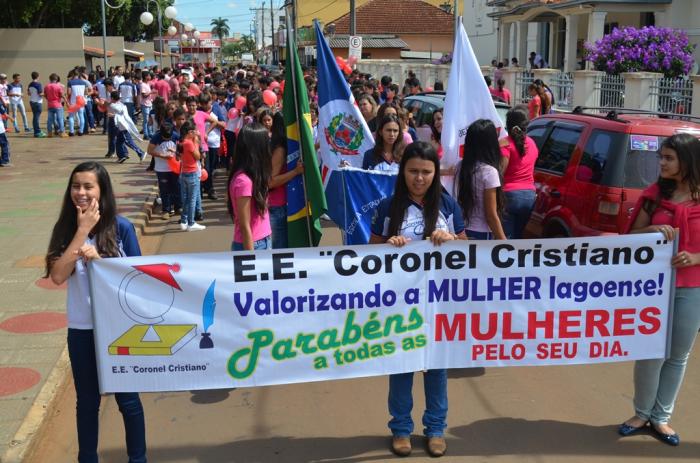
[442,18,505,189]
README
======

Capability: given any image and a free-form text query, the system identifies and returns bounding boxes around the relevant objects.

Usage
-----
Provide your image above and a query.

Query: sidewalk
[0,127,157,463]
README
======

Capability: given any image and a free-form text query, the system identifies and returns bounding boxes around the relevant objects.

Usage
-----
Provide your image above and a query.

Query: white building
[462,0,499,65]
[488,0,700,72]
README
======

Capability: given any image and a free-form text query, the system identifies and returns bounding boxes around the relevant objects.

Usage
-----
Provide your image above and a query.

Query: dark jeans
[107,117,117,155]
[203,147,218,194]
[125,102,136,122]
[156,171,181,213]
[503,189,536,239]
[0,133,10,164]
[67,329,147,463]
[269,205,288,249]
[85,98,95,129]
[30,101,42,134]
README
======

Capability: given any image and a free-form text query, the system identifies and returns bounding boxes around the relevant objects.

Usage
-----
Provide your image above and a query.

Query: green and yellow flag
[283,26,327,247]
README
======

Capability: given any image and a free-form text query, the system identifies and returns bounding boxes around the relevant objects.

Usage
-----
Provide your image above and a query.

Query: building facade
[488,0,700,72]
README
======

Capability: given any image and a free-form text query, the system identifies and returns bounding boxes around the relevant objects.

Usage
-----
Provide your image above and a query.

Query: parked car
[524,108,700,238]
[403,91,510,128]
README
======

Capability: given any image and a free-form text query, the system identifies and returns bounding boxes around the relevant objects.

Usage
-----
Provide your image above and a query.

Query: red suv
[525,108,700,237]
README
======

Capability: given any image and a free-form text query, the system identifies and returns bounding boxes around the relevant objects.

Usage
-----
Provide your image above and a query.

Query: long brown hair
[45,162,119,276]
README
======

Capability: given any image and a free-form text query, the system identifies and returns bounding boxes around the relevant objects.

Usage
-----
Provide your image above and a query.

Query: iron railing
[550,71,574,110]
[595,74,625,109]
[514,70,534,104]
[651,77,693,116]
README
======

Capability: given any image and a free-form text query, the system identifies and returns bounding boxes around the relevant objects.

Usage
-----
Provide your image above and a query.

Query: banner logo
[324,113,364,156]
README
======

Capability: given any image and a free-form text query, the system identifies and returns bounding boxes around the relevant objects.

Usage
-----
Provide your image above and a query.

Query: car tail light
[598,201,620,216]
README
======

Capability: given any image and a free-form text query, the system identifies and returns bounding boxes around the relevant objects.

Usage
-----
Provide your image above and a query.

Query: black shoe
[77,132,83,136]
[207,193,219,200]
[105,153,115,158]
[117,156,129,164]
[618,421,648,437]
[195,213,203,222]
[68,132,74,137]
[651,425,680,446]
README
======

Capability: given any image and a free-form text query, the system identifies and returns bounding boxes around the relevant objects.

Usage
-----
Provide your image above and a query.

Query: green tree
[210,17,230,42]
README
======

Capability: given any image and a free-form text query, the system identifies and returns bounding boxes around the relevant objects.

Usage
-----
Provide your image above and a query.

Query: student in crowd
[268,112,304,248]
[618,133,700,447]
[7,73,30,133]
[0,104,12,166]
[45,162,147,463]
[492,78,512,105]
[105,90,145,163]
[227,123,272,250]
[429,108,444,159]
[363,114,404,172]
[151,122,179,220]
[44,73,67,138]
[139,71,154,140]
[455,119,506,240]
[500,107,539,239]
[256,107,275,134]
[527,83,547,119]
[27,71,46,137]
[67,70,88,136]
[178,120,206,231]
[358,94,378,133]
[369,141,466,458]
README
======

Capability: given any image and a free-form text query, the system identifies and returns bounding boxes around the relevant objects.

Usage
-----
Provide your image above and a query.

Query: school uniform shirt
[28,81,43,104]
[95,79,107,100]
[371,191,465,242]
[119,81,137,104]
[67,79,87,105]
[0,83,8,104]
[44,83,63,109]
[7,83,23,104]
[112,74,125,87]
[362,148,400,173]
[155,140,177,172]
[139,82,152,107]
[67,216,140,329]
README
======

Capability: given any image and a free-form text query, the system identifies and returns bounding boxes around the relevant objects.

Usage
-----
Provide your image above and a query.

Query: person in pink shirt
[44,73,67,137]
[619,133,700,447]
[153,72,170,101]
[193,94,222,199]
[500,107,539,238]
[492,79,512,105]
[227,123,272,250]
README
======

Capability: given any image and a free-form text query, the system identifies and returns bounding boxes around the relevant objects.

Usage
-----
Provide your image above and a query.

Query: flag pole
[286,7,314,247]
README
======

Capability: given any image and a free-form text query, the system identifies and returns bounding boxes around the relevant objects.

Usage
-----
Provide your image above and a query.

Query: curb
[0,184,159,463]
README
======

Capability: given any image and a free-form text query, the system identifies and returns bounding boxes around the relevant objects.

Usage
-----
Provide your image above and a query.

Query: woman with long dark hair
[369,141,466,458]
[45,162,147,463]
[429,108,444,159]
[362,114,404,172]
[455,119,506,240]
[227,123,272,250]
[618,133,700,447]
[500,107,539,238]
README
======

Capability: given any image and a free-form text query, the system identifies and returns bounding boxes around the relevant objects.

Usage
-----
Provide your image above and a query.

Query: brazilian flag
[283,27,327,247]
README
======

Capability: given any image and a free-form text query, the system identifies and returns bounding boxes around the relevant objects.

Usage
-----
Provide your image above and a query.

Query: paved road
[23,175,700,463]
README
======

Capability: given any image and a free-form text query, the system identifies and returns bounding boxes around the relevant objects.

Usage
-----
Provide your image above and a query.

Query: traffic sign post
[348,35,362,64]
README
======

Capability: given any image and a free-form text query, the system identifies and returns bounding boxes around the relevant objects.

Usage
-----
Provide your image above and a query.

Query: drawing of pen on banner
[200,280,216,349]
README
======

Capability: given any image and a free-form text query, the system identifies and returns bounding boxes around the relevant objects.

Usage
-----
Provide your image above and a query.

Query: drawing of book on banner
[110,263,197,356]
[109,324,197,355]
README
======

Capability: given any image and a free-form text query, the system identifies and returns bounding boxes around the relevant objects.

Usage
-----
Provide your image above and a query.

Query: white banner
[90,235,674,393]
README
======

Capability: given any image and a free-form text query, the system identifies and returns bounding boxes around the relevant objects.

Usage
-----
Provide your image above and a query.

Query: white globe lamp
[181,33,188,41]
[193,30,201,39]
[191,38,197,46]
[167,25,177,36]
[185,23,194,32]
[164,6,178,19]
[139,11,154,26]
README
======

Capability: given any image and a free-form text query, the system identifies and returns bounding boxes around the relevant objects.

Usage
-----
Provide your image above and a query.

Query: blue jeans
[503,189,536,239]
[388,369,448,437]
[67,329,146,463]
[0,133,10,164]
[47,107,65,134]
[69,107,86,134]
[85,97,95,129]
[269,205,288,249]
[125,102,135,122]
[30,101,42,134]
[156,171,181,213]
[180,172,199,226]
[232,236,271,251]
[115,130,129,160]
[9,100,30,131]
[124,131,145,158]
[633,287,700,424]
[141,105,152,139]
[106,117,117,155]
[466,230,493,240]
[203,147,218,194]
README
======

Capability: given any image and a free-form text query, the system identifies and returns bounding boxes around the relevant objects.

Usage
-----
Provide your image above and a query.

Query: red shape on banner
[132,263,182,290]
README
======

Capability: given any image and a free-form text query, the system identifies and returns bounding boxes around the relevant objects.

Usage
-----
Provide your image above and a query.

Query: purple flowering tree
[585,26,695,78]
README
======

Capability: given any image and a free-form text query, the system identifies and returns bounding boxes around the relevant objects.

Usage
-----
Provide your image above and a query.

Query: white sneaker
[179,222,188,231]
[187,223,206,231]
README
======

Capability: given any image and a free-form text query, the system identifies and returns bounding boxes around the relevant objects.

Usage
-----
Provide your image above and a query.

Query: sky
[173,0,276,37]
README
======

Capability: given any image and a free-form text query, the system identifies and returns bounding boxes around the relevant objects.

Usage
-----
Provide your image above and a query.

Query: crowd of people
[21,56,699,461]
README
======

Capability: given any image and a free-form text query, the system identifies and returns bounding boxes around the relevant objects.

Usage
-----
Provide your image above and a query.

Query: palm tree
[210,17,230,64]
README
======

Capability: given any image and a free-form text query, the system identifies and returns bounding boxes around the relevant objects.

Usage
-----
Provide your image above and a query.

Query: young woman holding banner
[618,133,700,446]
[369,141,466,457]
[45,162,147,463]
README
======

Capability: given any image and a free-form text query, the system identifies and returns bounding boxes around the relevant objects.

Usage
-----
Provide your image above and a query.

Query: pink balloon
[263,89,277,106]
[347,55,358,66]
[234,96,247,111]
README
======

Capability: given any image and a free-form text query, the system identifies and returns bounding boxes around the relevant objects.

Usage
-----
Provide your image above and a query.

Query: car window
[624,135,664,189]
[535,123,583,174]
[577,130,627,185]
[526,119,554,150]
[420,103,438,127]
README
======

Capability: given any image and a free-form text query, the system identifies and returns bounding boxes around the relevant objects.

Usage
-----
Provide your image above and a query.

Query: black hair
[45,162,119,276]
[456,119,504,226]
[484,76,492,87]
[197,93,211,106]
[270,112,286,150]
[110,90,120,101]
[372,114,404,166]
[387,141,441,239]
[433,80,444,91]
[652,133,700,206]
[31,71,39,80]
[505,107,529,157]
[227,123,271,219]
[430,108,443,142]
[159,122,174,139]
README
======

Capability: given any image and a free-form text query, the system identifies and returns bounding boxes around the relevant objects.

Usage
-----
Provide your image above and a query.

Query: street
[23,175,700,463]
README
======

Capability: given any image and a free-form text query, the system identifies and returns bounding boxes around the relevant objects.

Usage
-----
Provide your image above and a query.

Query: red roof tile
[330,0,454,35]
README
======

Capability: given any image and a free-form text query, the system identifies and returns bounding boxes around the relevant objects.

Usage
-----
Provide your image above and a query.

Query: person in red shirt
[618,133,700,447]
[153,72,170,102]
[177,120,205,231]
[44,73,67,137]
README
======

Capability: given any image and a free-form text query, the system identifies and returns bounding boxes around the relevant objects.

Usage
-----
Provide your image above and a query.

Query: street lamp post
[140,1,178,69]
[101,0,128,74]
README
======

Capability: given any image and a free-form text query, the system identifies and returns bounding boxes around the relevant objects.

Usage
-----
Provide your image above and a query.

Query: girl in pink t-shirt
[227,123,272,250]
